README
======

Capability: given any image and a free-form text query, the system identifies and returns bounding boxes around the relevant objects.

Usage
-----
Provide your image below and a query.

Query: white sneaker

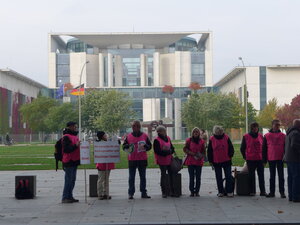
[227,193,234,197]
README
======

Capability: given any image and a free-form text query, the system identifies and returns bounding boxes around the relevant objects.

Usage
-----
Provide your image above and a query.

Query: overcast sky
[0,0,299,86]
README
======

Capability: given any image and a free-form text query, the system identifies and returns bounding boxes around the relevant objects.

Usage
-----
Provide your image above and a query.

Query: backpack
[54,138,63,171]
[15,179,33,199]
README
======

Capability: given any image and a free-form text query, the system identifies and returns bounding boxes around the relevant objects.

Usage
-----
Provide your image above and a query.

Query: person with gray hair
[284,119,300,202]
[153,125,176,198]
[208,125,235,197]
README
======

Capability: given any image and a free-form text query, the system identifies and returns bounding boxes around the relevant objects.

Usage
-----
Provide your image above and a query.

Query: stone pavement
[0,168,300,225]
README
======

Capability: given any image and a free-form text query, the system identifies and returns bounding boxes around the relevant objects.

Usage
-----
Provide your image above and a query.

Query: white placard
[94,141,120,163]
[80,141,90,164]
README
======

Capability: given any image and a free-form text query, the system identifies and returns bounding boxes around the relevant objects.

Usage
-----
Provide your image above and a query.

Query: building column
[142,98,160,121]
[107,53,113,87]
[153,52,160,86]
[99,53,104,87]
[165,98,173,139]
[115,55,123,86]
[174,98,182,140]
[140,54,147,86]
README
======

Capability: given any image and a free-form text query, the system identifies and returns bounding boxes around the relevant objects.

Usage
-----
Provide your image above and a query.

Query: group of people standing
[59,119,300,204]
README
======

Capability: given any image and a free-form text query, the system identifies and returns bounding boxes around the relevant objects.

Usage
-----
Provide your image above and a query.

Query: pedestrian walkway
[0,168,299,225]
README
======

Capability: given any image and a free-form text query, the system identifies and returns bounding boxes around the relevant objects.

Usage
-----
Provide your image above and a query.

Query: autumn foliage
[189,82,202,91]
[162,85,174,94]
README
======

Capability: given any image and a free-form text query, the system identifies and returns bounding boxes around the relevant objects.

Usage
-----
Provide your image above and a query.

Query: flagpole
[78,60,89,204]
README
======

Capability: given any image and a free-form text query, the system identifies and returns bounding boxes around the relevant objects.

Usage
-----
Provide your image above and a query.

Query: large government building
[48,32,213,139]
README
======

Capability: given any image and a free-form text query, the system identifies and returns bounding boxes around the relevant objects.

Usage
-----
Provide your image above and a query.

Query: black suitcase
[172,173,182,196]
[235,171,255,196]
[89,174,98,197]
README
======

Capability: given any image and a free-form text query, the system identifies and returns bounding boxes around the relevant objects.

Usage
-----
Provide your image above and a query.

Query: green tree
[19,96,57,132]
[45,103,78,132]
[256,98,278,129]
[82,90,135,134]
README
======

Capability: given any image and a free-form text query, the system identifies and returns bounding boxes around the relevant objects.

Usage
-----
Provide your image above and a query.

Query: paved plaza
[0,168,300,225]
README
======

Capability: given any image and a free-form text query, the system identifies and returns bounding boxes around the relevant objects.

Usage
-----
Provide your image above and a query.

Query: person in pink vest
[262,120,286,198]
[153,126,176,198]
[96,131,116,200]
[240,122,266,196]
[183,127,206,197]
[123,120,152,199]
[208,125,235,197]
[61,121,81,203]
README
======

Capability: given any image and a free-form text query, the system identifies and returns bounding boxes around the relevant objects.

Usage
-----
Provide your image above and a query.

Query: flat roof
[0,68,47,89]
[50,31,211,49]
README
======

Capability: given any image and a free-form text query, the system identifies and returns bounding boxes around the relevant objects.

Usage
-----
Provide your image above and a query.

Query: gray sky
[0,0,299,86]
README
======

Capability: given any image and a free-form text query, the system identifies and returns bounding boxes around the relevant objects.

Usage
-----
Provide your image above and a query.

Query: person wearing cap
[96,131,116,200]
[208,125,235,197]
[61,121,81,203]
[183,127,206,197]
[123,120,152,199]
[153,126,176,198]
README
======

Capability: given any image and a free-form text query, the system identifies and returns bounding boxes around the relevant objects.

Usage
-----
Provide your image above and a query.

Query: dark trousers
[268,160,285,194]
[159,165,174,195]
[128,165,147,196]
[287,162,300,201]
[214,164,233,194]
[247,160,265,194]
[188,165,202,194]
[62,166,77,200]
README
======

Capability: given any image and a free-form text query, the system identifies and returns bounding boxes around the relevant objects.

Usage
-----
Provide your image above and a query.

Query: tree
[20,96,57,132]
[256,98,279,129]
[182,92,244,132]
[45,103,78,132]
[82,90,135,134]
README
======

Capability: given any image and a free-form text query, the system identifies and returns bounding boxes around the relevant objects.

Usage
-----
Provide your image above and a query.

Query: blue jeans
[62,166,77,200]
[287,162,300,201]
[214,164,233,194]
[188,165,202,194]
[128,165,147,196]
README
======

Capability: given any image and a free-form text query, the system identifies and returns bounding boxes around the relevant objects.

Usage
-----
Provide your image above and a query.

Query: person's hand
[76,141,81,146]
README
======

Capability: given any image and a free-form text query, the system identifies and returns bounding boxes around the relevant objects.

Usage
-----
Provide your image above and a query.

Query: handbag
[170,152,182,173]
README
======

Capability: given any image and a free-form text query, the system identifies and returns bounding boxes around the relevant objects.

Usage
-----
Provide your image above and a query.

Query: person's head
[97,131,107,141]
[156,125,167,137]
[293,119,300,129]
[66,121,78,132]
[213,125,224,136]
[132,120,141,133]
[191,127,201,138]
[250,122,259,133]
[271,120,281,131]
[200,129,205,135]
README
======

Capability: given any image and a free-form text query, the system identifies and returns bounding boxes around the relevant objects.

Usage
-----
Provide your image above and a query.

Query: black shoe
[128,195,134,200]
[190,193,194,197]
[266,193,275,198]
[195,193,200,197]
[141,194,151,199]
[162,194,167,198]
[103,195,111,200]
[280,193,286,199]
[62,198,73,203]
[293,199,300,203]
[260,192,266,196]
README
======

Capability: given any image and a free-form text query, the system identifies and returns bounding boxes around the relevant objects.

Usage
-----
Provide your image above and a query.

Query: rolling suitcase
[235,171,255,196]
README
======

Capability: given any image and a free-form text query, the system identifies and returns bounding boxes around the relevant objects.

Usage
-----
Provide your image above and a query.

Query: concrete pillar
[115,55,123,86]
[107,53,113,87]
[99,53,104,87]
[174,98,182,140]
[142,98,160,121]
[165,98,173,139]
[205,33,213,87]
[140,54,147,86]
[153,52,160,86]
[181,51,191,87]
[174,51,181,87]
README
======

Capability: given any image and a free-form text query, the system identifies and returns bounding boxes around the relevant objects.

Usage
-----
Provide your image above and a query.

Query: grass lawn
[0,143,245,171]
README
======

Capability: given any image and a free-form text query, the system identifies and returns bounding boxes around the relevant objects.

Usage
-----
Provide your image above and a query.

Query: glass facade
[56,53,70,87]
[191,52,205,85]
[259,66,267,109]
[66,38,94,53]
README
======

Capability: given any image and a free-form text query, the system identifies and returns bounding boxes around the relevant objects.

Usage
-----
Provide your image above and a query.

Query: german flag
[70,84,84,96]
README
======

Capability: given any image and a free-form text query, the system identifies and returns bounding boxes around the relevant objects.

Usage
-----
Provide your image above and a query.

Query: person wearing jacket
[183,127,206,197]
[153,126,176,198]
[123,120,152,199]
[96,131,115,200]
[208,125,234,197]
[262,120,286,198]
[61,121,80,203]
[284,119,300,202]
[241,122,266,196]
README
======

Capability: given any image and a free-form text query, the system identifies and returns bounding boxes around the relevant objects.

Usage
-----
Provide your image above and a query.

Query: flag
[56,84,64,99]
[70,84,85,96]
[64,83,73,92]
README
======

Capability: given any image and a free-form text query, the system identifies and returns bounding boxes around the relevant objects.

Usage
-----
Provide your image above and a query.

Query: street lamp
[238,57,248,133]
[78,61,89,141]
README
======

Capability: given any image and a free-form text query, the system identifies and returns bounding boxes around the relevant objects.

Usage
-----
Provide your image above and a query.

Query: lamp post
[238,57,248,133]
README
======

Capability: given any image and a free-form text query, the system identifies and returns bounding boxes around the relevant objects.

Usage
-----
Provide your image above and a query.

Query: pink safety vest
[184,137,205,166]
[265,132,285,161]
[62,134,80,163]
[154,136,172,166]
[245,133,263,161]
[96,163,115,170]
[126,133,149,161]
[210,134,231,164]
